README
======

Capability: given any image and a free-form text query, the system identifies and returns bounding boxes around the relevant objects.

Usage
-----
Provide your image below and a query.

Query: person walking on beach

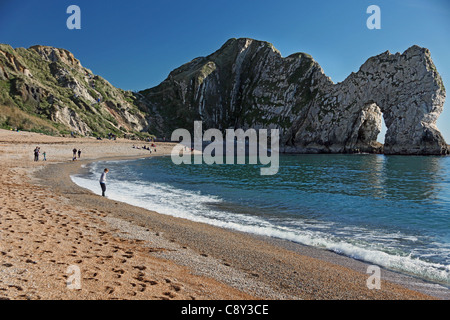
[78,149,81,158]
[73,148,77,159]
[99,168,109,197]
[33,147,40,161]
[43,151,47,161]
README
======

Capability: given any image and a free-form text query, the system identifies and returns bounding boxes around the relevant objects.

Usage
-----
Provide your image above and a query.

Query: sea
[71,153,450,286]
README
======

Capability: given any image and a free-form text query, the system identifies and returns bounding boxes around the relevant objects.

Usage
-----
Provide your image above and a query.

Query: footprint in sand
[138,283,146,292]
[105,287,114,295]
[132,265,146,271]
[112,268,125,275]
[163,291,176,299]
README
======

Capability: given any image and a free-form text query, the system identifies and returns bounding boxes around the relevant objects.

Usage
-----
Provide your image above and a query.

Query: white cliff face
[142,38,447,155]
[51,105,91,134]
[309,45,447,155]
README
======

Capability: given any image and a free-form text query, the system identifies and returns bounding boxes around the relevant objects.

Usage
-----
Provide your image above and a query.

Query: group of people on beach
[72,148,82,161]
[107,133,117,140]
[33,147,46,162]
[133,144,156,153]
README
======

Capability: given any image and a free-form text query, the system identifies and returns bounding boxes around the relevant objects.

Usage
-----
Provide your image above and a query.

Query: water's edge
[69,156,449,297]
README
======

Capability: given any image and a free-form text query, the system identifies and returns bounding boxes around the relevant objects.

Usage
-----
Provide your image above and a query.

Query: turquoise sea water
[72,154,450,285]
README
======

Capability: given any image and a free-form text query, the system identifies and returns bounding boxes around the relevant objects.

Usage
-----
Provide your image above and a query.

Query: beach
[0,128,448,300]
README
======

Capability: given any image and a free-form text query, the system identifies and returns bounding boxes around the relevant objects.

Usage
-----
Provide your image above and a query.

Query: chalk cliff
[140,38,447,155]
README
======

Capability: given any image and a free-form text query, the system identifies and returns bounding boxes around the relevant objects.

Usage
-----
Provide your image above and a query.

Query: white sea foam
[71,171,450,285]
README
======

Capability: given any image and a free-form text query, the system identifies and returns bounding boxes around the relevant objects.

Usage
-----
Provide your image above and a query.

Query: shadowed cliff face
[140,38,447,155]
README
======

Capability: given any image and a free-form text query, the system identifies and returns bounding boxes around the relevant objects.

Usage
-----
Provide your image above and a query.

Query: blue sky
[0,0,449,142]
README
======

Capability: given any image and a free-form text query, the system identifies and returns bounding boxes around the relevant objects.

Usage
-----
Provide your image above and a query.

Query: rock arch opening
[352,103,384,154]
[377,116,387,145]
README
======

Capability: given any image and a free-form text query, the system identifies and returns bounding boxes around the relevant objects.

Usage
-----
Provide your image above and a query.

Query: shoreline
[1,129,448,299]
[37,156,448,299]
[0,131,254,300]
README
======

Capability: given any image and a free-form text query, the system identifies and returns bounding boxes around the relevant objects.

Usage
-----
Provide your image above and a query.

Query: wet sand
[0,129,448,300]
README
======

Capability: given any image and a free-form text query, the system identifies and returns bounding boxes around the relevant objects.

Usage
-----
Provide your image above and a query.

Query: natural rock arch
[288,45,447,155]
[357,46,446,155]
[354,103,383,153]
[141,38,447,155]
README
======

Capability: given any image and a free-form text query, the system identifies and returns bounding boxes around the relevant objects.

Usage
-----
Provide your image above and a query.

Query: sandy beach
[0,128,448,300]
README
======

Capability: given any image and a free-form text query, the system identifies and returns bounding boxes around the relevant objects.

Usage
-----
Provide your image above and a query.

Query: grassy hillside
[0,44,154,139]
[0,104,61,135]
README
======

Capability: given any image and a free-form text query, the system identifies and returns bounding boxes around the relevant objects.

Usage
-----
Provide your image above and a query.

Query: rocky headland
[1,38,447,154]
[141,38,447,155]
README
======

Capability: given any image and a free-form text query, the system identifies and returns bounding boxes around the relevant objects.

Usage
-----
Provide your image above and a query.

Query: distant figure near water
[78,149,82,158]
[99,168,109,197]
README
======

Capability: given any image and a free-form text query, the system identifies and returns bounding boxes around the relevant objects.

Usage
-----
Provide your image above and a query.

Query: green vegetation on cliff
[0,44,152,138]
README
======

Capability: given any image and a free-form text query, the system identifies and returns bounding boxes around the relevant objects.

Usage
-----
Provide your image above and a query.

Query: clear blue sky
[1,0,449,142]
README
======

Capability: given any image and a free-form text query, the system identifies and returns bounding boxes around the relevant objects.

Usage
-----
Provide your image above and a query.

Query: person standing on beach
[34,147,40,161]
[99,168,109,197]
[43,151,47,161]
[78,149,81,158]
[73,148,77,159]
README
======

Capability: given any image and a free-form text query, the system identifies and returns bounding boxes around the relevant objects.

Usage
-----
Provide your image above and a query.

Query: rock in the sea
[140,38,447,155]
